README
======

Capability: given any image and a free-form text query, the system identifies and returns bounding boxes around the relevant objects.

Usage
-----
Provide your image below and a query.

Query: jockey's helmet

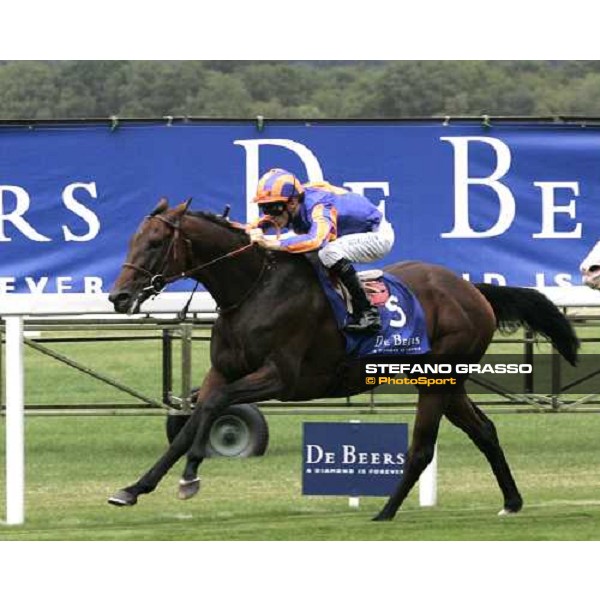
[253,168,304,204]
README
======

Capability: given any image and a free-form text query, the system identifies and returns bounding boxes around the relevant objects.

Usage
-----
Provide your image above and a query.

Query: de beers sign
[2,118,600,301]
[302,422,408,497]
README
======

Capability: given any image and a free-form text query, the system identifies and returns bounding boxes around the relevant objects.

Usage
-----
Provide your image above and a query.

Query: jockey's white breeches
[318,220,395,268]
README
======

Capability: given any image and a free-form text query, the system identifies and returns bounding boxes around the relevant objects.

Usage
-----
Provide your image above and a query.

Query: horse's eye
[148,238,163,249]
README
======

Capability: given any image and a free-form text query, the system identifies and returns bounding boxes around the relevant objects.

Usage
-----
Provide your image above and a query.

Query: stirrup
[344,307,382,333]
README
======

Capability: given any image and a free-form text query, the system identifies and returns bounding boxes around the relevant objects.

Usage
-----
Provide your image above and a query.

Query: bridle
[122,214,183,296]
[122,212,266,313]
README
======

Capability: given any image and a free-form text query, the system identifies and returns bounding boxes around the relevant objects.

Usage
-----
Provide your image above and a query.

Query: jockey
[248,168,395,333]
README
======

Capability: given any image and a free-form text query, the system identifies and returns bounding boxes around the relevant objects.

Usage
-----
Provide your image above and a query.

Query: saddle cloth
[313,265,431,357]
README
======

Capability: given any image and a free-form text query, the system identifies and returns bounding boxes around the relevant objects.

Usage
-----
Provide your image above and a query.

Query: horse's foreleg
[373,391,444,521]
[178,361,283,500]
[444,388,523,515]
[108,368,226,507]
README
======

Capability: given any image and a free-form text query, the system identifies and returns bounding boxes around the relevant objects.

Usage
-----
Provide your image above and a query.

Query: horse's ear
[173,198,193,216]
[150,198,169,216]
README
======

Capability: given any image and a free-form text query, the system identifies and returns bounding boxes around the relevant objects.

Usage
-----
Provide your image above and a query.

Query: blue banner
[1,119,598,296]
[302,422,408,496]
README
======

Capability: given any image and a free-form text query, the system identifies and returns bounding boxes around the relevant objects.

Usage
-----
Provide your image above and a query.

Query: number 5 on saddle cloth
[310,260,431,357]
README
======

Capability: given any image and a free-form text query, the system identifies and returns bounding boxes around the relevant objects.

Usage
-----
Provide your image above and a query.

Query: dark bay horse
[107,199,579,520]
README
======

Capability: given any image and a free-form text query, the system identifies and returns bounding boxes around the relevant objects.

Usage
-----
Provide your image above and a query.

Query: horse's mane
[188,210,249,238]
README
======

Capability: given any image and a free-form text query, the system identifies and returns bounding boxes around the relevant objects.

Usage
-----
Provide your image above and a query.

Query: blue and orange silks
[254,168,304,203]
[279,182,383,253]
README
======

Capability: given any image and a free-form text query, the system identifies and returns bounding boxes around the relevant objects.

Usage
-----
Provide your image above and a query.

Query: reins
[122,212,268,317]
[168,239,259,319]
[215,251,272,315]
[170,241,255,283]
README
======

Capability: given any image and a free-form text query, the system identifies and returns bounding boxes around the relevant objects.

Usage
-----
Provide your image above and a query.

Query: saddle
[358,270,390,306]
[302,252,390,311]
[331,269,390,310]
[306,254,431,356]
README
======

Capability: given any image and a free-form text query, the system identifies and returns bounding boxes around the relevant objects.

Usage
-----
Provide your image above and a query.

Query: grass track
[1,412,599,540]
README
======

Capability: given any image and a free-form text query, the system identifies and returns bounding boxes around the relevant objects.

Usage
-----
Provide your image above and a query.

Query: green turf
[2,322,600,539]
[1,412,599,540]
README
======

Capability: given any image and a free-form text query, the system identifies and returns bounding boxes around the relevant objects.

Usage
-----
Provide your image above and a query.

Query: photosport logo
[358,355,537,394]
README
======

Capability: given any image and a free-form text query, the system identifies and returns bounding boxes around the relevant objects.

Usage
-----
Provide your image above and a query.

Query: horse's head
[109,198,192,314]
[580,240,600,290]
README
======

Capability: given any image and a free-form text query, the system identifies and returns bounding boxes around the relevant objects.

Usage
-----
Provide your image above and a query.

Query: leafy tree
[0,62,59,119]
[241,63,318,107]
[56,61,128,117]
[2,60,600,120]
[562,73,600,115]
[116,61,208,117]
[189,71,253,117]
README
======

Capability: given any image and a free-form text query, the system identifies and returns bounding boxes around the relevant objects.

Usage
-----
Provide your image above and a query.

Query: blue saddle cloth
[315,266,431,357]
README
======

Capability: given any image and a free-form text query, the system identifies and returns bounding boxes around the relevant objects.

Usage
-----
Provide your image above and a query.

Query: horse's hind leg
[373,391,444,521]
[444,387,523,514]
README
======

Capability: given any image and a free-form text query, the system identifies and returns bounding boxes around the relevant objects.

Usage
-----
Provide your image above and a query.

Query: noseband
[122,214,188,296]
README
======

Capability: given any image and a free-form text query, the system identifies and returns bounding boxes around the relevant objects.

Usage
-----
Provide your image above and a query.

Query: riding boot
[330,258,382,334]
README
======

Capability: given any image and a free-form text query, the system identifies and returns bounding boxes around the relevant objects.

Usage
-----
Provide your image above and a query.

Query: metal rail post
[551,346,562,411]
[524,328,534,394]
[162,329,173,406]
[180,323,193,399]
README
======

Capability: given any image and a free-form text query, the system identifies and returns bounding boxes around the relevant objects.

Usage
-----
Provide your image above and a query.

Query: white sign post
[418,444,438,507]
[345,420,438,509]
[4,315,25,525]
[0,293,218,526]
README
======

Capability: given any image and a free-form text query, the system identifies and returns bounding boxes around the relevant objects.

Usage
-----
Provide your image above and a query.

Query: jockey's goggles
[259,201,287,216]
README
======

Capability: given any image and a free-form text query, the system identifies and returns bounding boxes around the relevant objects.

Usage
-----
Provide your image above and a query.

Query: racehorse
[107,198,579,521]
[580,240,600,289]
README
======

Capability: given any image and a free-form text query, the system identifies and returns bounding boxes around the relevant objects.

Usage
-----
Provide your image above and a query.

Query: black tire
[165,404,269,458]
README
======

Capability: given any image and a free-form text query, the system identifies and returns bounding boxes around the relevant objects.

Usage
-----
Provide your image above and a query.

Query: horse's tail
[474,283,579,366]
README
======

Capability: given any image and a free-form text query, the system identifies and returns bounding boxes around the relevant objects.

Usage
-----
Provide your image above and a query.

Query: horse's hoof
[498,497,523,516]
[108,489,138,507]
[372,512,394,522]
[498,508,519,517]
[178,477,201,500]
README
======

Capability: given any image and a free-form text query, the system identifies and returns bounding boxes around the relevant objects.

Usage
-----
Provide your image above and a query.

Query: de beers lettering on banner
[302,422,408,496]
[1,119,599,301]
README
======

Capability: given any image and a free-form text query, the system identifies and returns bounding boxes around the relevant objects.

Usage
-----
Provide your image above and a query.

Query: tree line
[2,60,600,120]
